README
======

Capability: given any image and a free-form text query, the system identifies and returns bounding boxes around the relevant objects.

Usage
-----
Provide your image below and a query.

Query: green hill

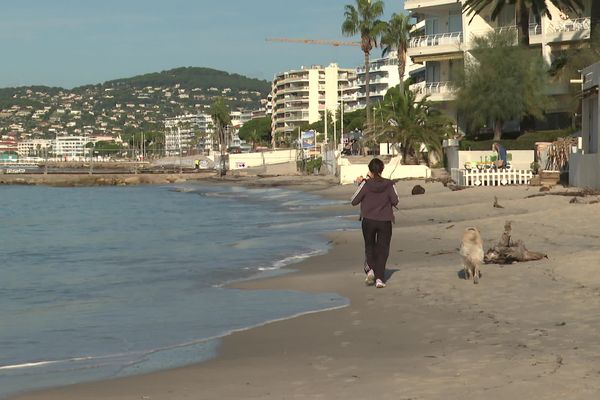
[96,67,270,94]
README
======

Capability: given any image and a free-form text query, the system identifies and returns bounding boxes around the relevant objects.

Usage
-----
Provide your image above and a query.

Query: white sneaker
[365,270,375,286]
[375,279,386,288]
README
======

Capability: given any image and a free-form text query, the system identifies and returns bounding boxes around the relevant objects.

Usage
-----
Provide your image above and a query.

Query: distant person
[493,142,507,169]
[351,158,399,289]
[194,159,200,170]
[342,141,352,156]
[351,139,359,156]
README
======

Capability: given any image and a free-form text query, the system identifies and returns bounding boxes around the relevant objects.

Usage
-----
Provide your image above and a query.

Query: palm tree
[210,97,231,176]
[342,0,386,126]
[380,13,413,83]
[369,83,454,165]
[462,0,584,46]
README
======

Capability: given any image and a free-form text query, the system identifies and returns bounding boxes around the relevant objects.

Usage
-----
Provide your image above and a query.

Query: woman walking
[351,158,399,288]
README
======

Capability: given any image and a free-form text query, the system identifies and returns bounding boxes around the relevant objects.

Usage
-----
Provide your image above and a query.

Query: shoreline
[11,179,600,399]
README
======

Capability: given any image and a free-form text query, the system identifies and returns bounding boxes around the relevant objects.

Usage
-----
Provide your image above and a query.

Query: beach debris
[526,187,600,199]
[539,186,551,192]
[412,184,425,195]
[484,221,547,264]
[569,196,600,205]
[493,196,504,208]
[446,224,455,229]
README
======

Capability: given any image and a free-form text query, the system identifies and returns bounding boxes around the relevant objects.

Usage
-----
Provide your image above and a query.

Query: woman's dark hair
[368,158,384,177]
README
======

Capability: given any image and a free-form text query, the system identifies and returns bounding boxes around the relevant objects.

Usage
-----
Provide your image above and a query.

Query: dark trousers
[361,218,392,281]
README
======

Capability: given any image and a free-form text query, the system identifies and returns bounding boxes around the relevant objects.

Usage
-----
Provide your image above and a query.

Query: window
[448,10,462,33]
[426,62,441,83]
[425,18,439,35]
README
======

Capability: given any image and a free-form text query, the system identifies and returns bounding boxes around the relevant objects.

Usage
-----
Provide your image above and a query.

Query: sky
[0,0,405,89]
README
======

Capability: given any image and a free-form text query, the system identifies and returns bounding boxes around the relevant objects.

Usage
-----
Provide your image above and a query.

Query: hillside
[0,67,271,141]
[98,67,270,94]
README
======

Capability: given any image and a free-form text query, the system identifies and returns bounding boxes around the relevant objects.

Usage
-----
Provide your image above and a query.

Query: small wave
[257,266,280,271]
[204,192,249,199]
[272,249,325,268]
[0,356,96,371]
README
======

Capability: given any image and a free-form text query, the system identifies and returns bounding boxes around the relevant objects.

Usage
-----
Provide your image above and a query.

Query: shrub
[459,129,575,151]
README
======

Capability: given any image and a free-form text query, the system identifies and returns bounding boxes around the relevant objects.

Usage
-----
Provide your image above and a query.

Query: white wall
[229,149,298,170]
[458,150,534,170]
[339,157,431,185]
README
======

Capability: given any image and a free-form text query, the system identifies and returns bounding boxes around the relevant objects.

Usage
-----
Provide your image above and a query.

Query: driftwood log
[484,221,547,264]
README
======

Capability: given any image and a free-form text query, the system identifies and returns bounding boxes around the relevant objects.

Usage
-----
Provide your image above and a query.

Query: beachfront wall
[452,150,534,170]
[229,149,298,170]
[339,157,431,185]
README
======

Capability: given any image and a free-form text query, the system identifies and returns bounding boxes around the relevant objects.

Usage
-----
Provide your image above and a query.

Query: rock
[123,177,141,185]
[411,184,425,195]
[539,186,551,192]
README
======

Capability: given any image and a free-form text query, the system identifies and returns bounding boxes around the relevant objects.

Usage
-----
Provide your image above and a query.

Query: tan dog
[460,227,484,284]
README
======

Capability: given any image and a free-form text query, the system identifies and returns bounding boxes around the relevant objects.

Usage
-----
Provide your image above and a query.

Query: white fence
[451,168,532,186]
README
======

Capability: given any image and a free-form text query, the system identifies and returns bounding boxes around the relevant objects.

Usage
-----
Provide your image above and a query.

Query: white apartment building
[164,114,213,156]
[271,63,358,143]
[17,139,52,158]
[405,0,593,127]
[52,136,88,160]
[356,50,424,109]
[164,112,245,156]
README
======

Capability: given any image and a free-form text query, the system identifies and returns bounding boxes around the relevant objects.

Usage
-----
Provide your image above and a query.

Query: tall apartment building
[164,111,247,156]
[356,50,425,109]
[271,63,358,143]
[165,114,214,156]
[405,0,593,128]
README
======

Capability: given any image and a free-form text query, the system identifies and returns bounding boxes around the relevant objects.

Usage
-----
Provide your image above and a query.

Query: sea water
[0,183,355,398]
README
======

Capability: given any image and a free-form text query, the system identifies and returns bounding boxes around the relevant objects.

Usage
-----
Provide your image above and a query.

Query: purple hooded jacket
[350,177,399,222]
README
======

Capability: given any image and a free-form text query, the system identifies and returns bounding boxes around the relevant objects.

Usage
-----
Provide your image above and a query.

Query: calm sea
[0,183,354,398]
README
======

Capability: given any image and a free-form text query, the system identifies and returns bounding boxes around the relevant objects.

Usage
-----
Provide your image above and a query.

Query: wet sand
[11,179,600,399]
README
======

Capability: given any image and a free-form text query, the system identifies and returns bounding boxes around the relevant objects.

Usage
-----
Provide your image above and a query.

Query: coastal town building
[17,139,52,158]
[0,138,18,155]
[164,114,212,156]
[404,0,593,128]
[164,109,252,156]
[355,50,424,109]
[270,63,358,144]
[52,136,87,160]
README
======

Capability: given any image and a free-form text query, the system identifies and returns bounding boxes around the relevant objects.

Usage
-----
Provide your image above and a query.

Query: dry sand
[10,179,600,400]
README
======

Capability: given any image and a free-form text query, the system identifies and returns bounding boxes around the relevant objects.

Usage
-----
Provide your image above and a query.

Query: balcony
[468,24,542,45]
[410,81,455,102]
[281,76,309,85]
[408,32,463,60]
[284,113,310,122]
[356,77,389,86]
[356,88,389,99]
[546,17,591,44]
[280,86,310,94]
[405,0,458,11]
[284,105,309,113]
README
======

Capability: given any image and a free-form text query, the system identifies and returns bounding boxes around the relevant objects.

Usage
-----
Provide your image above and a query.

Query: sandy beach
[10,178,600,400]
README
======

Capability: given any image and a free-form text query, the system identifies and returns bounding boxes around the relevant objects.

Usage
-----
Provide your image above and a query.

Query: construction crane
[265,37,360,47]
